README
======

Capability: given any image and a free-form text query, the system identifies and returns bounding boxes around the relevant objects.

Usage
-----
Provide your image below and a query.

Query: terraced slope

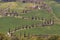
[0,0,60,35]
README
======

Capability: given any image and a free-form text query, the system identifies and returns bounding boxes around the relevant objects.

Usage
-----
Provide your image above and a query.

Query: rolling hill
[0,0,60,36]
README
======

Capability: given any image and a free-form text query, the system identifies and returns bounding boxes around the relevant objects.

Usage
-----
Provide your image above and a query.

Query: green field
[0,17,60,35]
[15,24,60,35]
[0,17,41,33]
[0,0,60,35]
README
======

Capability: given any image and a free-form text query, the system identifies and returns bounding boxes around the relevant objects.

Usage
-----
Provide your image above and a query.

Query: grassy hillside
[0,17,41,33]
[0,2,35,12]
[15,24,60,35]
[0,0,60,35]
